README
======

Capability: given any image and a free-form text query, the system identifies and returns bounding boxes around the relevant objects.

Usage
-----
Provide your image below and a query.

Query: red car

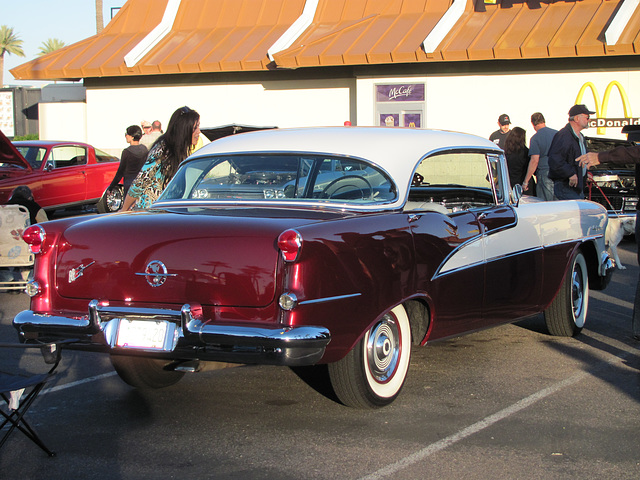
[0,129,121,214]
[13,127,614,408]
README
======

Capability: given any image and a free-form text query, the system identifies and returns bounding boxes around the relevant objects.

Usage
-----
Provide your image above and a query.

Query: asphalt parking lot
[1,240,638,480]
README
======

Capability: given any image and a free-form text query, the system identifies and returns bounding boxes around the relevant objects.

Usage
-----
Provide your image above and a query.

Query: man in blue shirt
[523,112,557,201]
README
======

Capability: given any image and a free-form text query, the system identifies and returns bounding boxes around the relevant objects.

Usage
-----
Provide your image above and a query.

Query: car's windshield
[160,154,397,205]
[15,146,47,169]
[406,152,505,211]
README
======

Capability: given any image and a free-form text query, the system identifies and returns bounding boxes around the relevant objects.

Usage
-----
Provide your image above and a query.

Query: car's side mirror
[44,162,54,172]
[512,183,523,205]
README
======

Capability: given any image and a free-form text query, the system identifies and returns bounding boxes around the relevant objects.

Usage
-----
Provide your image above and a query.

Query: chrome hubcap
[571,264,584,320]
[107,189,123,211]
[366,314,400,383]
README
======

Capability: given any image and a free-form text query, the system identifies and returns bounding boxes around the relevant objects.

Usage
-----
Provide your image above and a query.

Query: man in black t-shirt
[489,113,511,150]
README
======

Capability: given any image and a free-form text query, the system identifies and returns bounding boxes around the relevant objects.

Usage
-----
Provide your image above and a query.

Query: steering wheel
[321,175,373,200]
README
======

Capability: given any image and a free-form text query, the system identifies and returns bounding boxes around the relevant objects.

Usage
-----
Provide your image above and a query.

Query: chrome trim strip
[481,245,543,265]
[432,236,604,280]
[432,232,483,278]
[298,293,362,305]
[134,273,178,278]
[151,199,398,213]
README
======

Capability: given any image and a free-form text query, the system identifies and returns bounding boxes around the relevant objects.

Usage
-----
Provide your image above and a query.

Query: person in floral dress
[123,106,200,210]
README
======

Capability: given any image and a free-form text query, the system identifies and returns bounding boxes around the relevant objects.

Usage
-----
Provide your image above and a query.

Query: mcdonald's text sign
[576,81,637,135]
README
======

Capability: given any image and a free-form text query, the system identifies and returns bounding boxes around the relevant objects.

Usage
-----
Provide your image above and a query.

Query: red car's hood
[0,129,32,172]
[54,209,324,307]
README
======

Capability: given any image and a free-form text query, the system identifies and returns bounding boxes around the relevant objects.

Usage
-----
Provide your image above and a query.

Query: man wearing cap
[489,114,511,150]
[548,104,595,200]
[141,120,162,149]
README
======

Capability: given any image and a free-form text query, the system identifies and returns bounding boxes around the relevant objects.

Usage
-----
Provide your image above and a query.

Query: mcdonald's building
[8,0,640,154]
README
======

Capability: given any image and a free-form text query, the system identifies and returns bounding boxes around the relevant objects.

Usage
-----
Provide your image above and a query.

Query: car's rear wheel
[97,185,124,213]
[110,355,184,389]
[328,304,411,408]
[544,251,589,337]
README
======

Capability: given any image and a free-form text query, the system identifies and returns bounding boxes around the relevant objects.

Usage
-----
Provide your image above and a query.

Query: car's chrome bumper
[607,211,636,221]
[597,251,615,290]
[13,300,331,367]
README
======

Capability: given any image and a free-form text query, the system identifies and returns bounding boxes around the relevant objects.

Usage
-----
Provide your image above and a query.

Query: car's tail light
[277,229,302,262]
[22,224,46,254]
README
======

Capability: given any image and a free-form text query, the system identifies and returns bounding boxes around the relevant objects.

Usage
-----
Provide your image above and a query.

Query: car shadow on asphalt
[544,336,639,403]
[289,365,341,405]
[514,314,548,335]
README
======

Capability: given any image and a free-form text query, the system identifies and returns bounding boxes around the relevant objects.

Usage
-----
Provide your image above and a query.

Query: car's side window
[50,146,87,168]
[408,152,499,212]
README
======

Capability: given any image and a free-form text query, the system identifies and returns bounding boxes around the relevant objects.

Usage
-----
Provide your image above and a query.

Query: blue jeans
[536,170,555,201]
[553,180,584,200]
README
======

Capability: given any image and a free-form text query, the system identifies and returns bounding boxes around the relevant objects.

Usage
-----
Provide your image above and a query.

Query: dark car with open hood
[585,132,639,217]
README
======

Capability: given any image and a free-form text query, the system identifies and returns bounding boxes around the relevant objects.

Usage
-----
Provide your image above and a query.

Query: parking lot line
[43,371,117,395]
[358,347,633,480]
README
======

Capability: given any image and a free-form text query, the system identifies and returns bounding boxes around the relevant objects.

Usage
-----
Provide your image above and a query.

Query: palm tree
[0,25,25,86]
[38,38,66,56]
[96,0,104,34]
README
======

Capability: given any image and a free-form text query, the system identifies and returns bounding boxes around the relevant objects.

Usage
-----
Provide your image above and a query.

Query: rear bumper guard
[13,300,331,366]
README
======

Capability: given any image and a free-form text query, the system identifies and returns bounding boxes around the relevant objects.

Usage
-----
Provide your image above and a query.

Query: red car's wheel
[328,304,411,408]
[97,185,124,213]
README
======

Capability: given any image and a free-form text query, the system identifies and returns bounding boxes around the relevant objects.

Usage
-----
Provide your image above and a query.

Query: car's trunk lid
[54,209,325,307]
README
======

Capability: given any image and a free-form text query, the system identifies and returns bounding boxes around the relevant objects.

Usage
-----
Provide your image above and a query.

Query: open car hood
[200,124,277,142]
[0,129,32,171]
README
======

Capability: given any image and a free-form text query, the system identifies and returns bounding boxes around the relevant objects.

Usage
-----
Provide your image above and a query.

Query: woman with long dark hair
[503,126,533,193]
[123,106,200,210]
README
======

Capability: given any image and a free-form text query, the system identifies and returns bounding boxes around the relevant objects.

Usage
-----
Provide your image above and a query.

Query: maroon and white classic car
[0,130,121,213]
[13,127,613,408]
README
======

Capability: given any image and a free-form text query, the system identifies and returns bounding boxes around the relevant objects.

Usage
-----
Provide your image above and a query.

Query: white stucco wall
[38,102,87,141]
[85,79,353,155]
[356,70,640,143]
[36,69,639,155]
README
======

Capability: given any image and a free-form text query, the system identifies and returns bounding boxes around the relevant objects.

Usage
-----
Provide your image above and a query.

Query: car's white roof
[189,126,502,209]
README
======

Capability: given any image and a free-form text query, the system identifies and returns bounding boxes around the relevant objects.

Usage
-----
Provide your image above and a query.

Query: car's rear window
[95,148,119,163]
[160,154,397,205]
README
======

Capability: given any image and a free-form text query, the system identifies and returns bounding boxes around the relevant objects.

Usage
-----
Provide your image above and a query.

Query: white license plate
[116,319,168,350]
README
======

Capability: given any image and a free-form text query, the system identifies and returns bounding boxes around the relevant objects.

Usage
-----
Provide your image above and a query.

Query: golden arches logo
[575,81,636,135]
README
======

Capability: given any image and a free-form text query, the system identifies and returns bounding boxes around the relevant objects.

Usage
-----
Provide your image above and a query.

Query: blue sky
[1,0,124,86]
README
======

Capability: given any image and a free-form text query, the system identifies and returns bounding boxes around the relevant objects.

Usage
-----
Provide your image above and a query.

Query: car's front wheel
[328,304,411,408]
[97,185,124,213]
[110,355,184,389]
[544,251,589,337]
